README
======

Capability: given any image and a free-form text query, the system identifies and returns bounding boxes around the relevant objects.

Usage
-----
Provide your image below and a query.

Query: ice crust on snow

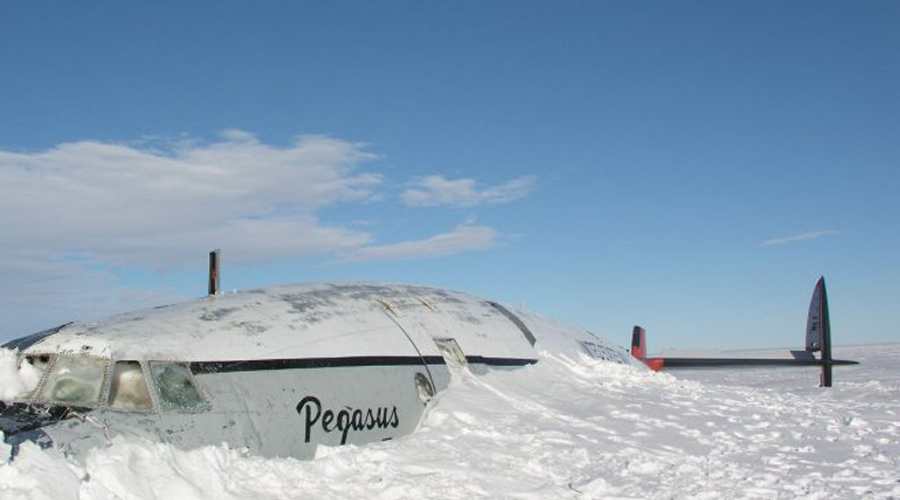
[0,348,42,400]
[1,344,899,499]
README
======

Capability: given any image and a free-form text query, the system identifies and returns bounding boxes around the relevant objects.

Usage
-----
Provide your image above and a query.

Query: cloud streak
[340,223,499,262]
[402,175,536,208]
[761,230,839,247]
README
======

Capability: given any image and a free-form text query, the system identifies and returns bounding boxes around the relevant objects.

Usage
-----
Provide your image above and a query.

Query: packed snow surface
[2,344,898,499]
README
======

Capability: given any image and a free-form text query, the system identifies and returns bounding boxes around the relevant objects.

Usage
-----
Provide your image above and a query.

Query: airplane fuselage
[1,281,637,459]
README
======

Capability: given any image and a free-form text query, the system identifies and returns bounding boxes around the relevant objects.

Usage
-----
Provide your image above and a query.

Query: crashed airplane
[0,278,640,459]
[0,254,855,460]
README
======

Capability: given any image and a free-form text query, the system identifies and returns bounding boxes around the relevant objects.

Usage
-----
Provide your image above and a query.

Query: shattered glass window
[150,362,205,411]
[39,356,108,405]
[108,361,153,411]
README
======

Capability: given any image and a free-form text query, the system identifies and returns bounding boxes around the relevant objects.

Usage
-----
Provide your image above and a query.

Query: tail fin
[805,277,833,387]
[805,278,825,352]
[630,326,665,371]
[631,326,647,361]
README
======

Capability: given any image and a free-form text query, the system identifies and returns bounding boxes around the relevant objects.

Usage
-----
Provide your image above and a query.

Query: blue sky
[0,1,897,349]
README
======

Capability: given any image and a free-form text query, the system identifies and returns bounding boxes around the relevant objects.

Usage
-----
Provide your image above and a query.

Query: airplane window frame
[148,361,209,413]
[36,354,110,408]
[107,360,154,412]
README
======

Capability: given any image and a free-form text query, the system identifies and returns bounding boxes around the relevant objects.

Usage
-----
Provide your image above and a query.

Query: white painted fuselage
[0,281,639,459]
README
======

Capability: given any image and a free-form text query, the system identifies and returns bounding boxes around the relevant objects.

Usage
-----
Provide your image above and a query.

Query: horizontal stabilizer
[654,357,857,369]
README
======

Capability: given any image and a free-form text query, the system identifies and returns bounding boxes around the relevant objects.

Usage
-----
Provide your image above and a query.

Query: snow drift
[1,344,898,500]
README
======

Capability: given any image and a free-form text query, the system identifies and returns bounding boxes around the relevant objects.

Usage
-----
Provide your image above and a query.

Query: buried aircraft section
[0,282,635,459]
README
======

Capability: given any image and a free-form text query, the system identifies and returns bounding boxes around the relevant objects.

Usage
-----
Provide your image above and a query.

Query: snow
[0,349,42,400]
[2,344,899,499]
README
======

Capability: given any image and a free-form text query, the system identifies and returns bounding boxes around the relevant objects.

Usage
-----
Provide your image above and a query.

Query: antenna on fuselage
[208,249,221,296]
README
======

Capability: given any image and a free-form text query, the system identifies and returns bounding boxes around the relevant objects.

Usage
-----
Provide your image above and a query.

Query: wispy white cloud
[761,230,839,247]
[340,222,499,262]
[402,175,536,207]
[0,131,380,268]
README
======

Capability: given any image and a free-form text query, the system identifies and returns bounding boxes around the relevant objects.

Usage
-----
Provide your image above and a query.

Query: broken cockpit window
[16,354,51,397]
[150,362,205,411]
[0,350,48,400]
[108,361,153,411]
[39,356,108,406]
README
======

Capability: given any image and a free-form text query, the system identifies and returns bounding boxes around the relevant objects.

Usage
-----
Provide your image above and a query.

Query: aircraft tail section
[629,277,856,383]
[805,277,834,387]
[630,326,664,371]
[805,277,825,352]
[630,326,646,361]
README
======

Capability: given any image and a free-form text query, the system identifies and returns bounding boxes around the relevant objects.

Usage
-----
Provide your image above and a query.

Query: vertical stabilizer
[805,278,825,352]
[631,326,647,361]
[805,277,833,387]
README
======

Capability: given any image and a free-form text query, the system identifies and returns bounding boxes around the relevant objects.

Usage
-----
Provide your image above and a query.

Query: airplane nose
[0,400,72,437]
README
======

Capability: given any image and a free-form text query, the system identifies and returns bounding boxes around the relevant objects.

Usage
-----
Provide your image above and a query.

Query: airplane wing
[630,277,859,387]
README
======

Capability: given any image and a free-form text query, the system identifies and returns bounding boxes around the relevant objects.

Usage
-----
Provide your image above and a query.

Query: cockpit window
[39,356,108,406]
[150,362,205,411]
[108,361,153,411]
